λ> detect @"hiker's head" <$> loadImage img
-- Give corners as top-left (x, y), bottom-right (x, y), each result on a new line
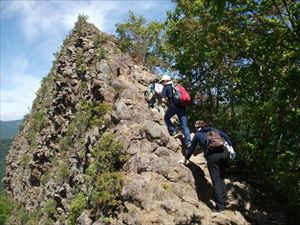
top-left (194, 120), bottom-right (207, 129)
top-left (159, 75), bottom-right (171, 85)
top-left (152, 78), bottom-right (159, 83)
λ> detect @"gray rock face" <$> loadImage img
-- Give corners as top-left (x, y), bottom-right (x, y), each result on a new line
top-left (4, 21), bottom-right (285, 225)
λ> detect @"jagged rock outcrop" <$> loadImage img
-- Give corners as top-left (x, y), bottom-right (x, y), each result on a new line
top-left (4, 20), bottom-right (286, 225)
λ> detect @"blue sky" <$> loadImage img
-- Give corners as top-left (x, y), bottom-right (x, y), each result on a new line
top-left (0, 0), bottom-right (174, 121)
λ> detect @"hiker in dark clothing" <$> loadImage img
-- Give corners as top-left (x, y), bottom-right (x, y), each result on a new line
top-left (179, 120), bottom-right (233, 212)
top-left (160, 75), bottom-right (191, 147)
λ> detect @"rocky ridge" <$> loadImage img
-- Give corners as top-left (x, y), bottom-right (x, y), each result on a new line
top-left (4, 20), bottom-right (285, 225)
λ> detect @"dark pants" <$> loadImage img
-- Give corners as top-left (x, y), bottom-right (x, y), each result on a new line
top-left (206, 149), bottom-right (229, 210)
top-left (164, 106), bottom-right (191, 146)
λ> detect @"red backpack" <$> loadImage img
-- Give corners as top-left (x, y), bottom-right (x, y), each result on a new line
top-left (172, 84), bottom-right (191, 106)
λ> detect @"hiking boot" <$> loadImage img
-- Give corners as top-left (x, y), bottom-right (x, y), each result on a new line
top-left (213, 207), bottom-right (226, 213)
top-left (170, 132), bottom-right (179, 138)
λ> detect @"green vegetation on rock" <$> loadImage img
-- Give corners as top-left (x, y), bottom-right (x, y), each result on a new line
top-left (68, 194), bottom-right (88, 225)
top-left (0, 195), bottom-right (13, 224)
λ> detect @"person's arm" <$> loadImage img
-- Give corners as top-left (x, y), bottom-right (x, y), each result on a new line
top-left (161, 85), bottom-right (169, 106)
top-left (185, 134), bottom-right (198, 160)
top-left (162, 97), bottom-right (168, 105)
top-left (219, 130), bottom-right (232, 146)
top-left (199, 127), bottom-right (213, 133)
top-left (179, 132), bottom-right (200, 164)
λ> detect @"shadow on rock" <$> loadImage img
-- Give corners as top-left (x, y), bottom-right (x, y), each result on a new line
top-left (186, 161), bottom-right (215, 209)
top-left (226, 182), bottom-right (287, 225)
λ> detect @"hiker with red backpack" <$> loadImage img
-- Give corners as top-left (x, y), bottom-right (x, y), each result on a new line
top-left (179, 120), bottom-right (235, 212)
top-left (160, 75), bottom-right (191, 148)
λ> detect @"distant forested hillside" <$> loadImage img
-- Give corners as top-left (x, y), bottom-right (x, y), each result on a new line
top-left (0, 120), bottom-right (22, 193)
top-left (0, 120), bottom-right (22, 139)
top-left (0, 139), bottom-right (12, 193)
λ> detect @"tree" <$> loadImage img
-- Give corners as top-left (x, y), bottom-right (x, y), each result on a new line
top-left (164, 0), bottom-right (300, 221)
top-left (115, 11), bottom-right (166, 72)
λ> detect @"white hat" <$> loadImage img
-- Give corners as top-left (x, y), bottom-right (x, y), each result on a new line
top-left (159, 75), bottom-right (171, 83)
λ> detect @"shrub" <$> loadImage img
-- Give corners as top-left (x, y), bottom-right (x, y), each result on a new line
top-left (86, 133), bottom-right (125, 218)
top-left (75, 14), bottom-right (89, 27)
top-left (90, 172), bottom-right (123, 216)
top-left (20, 154), bottom-right (32, 168)
top-left (76, 48), bottom-right (87, 76)
top-left (40, 170), bottom-right (51, 185)
top-left (0, 195), bottom-right (13, 224)
top-left (25, 108), bottom-right (46, 148)
top-left (68, 194), bottom-right (88, 225)
top-left (44, 199), bottom-right (56, 217)
top-left (58, 162), bottom-right (69, 182)
top-left (59, 101), bottom-right (111, 151)
top-left (4, 205), bottom-right (42, 225)
top-left (93, 33), bottom-right (109, 46)
top-left (91, 132), bottom-right (124, 173)
top-left (95, 47), bottom-right (108, 61)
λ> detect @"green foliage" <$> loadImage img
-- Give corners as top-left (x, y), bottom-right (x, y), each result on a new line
top-left (0, 195), bottom-right (13, 224)
top-left (115, 11), bottom-right (165, 71)
top-left (91, 132), bottom-right (124, 173)
top-left (44, 199), bottom-right (56, 218)
top-left (76, 48), bottom-right (87, 76)
top-left (20, 154), bottom-right (32, 168)
top-left (74, 13), bottom-right (89, 32)
top-left (25, 108), bottom-right (46, 148)
top-left (4, 203), bottom-right (43, 225)
top-left (58, 161), bottom-right (69, 182)
top-left (32, 109), bottom-right (46, 132)
top-left (40, 169), bottom-right (51, 185)
top-left (59, 101), bottom-right (111, 151)
top-left (90, 172), bottom-right (123, 216)
top-left (93, 33), bottom-right (109, 46)
top-left (26, 74), bottom-right (50, 148)
top-left (85, 133), bottom-right (125, 219)
top-left (164, 0), bottom-right (300, 221)
top-left (78, 80), bottom-right (88, 93)
top-left (77, 14), bottom-right (89, 24)
top-left (86, 163), bottom-right (97, 177)
top-left (94, 46), bottom-right (108, 61)
top-left (68, 194), bottom-right (88, 225)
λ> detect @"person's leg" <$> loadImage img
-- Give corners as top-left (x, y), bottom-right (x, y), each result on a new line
top-left (219, 150), bottom-right (229, 204)
top-left (207, 153), bottom-right (226, 211)
top-left (177, 108), bottom-right (191, 146)
top-left (155, 95), bottom-right (165, 116)
top-left (148, 95), bottom-right (156, 108)
top-left (164, 107), bottom-right (177, 135)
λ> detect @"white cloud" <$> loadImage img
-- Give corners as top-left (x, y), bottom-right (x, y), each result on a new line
top-left (2, 1), bottom-right (171, 40)
top-left (0, 73), bottom-right (41, 121)
top-left (0, 53), bottom-right (44, 121)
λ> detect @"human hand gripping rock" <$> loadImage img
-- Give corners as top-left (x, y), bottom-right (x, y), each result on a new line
top-left (178, 158), bottom-right (189, 165)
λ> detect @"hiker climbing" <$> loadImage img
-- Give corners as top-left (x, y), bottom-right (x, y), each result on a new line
top-left (144, 78), bottom-right (164, 115)
top-left (179, 120), bottom-right (235, 212)
top-left (160, 75), bottom-right (191, 147)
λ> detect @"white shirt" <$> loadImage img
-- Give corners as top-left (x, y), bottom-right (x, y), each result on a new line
top-left (154, 83), bottom-right (164, 94)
